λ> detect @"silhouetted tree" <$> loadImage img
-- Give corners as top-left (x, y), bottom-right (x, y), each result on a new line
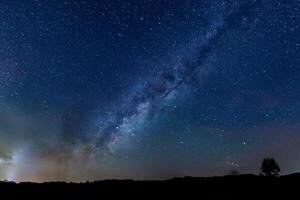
top-left (228, 169), bottom-right (239, 176)
top-left (260, 158), bottom-right (280, 177)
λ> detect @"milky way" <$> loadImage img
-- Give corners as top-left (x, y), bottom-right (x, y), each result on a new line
top-left (90, 0), bottom-right (262, 154)
top-left (0, 0), bottom-right (299, 182)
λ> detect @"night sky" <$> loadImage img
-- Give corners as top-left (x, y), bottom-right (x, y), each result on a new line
top-left (0, 0), bottom-right (299, 182)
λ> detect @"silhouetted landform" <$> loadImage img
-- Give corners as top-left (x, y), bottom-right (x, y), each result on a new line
top-left (1, 174), bottom-right (299, 198)
top-left (285, 172), bottom-right (300, 176)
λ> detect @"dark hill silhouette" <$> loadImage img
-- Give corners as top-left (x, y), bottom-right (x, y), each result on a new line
top-left (284, 172), bottom-right (300, 177)
top-left (0, 174), bottom-right (299, 198)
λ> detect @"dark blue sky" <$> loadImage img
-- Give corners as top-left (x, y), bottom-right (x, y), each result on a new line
top-left (0, 0), bottom-right (299, 182)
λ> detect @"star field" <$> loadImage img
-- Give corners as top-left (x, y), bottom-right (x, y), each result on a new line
top-left (0, 0), bottom-right (299, 182)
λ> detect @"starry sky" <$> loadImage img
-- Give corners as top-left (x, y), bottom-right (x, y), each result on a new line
top-left (0, 0), bottom-right (299, 182)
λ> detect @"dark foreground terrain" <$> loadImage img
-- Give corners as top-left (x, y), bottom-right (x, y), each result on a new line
top-left (1, 175), bottom-right (299, 198)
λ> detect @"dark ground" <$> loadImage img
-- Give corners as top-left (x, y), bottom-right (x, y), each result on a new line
top-left (0, 175), bottom-right (299, 198)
